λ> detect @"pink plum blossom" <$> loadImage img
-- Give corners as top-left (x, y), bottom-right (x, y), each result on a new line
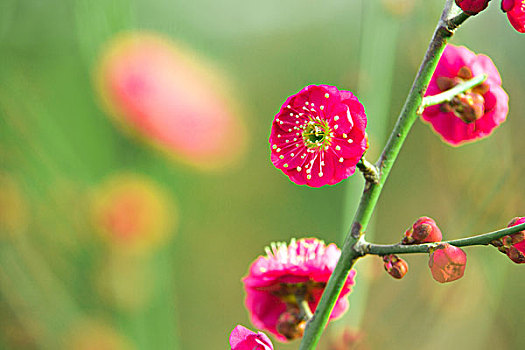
top-left (269, 85), bottom-right (368, 187)
top-left (502, 0), bottom-right (525, 33)
top-left (421, 45), bottom-right (508, 146)
top-left (229, 325), bottom-right (273, 350)
top-left (243, 238), bottom-right (355, 341)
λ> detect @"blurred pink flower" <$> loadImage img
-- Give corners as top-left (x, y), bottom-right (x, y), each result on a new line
top-left (96, 32), bottom-right (246, 170)
top-left (243, 238), bottom-right (355, 341)
top-left (269, 85), bottom-right (368, 187)
top-left (502, 0), bottom-right (525, 33)
top-left (421, 45), bottom-right (508, 146)
top-left (428, 243), bottom-right (467, 283)
top-left (229, 325), bottom-right (273, 350)
top-left (91, 174), bottom-right (176, 254)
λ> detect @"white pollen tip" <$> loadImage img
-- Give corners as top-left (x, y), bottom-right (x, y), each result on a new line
top-left (348, 139), bottom-right (353, 144)
top-left (336, 145), bottom-right (341, 151)
top-left (320, 105), bottom-right (324, 110)
top-left (272, 145), bottom-right (277, 149)
top-left (297, 166), bottom-right (302, 171)
top-left (277, 134), bottom-right (281, 138)
top-left (289, 113), bottom-right (294, 116)
top-left (319, 172), bottom-right (323, 177)
top-left (343, 133), bottom-right (348, 138)
top-left (276, 148), bottom-right (281, 152)
top-left (283, 164), bottom-right (288, 168)
top-left (279, 155), bottom-right (284, 159)
top-left (334, 125), bottom-right (339, 130)
top-left (305, 101), bottom-right (309, 105)
top-left (339, 157), bottom-right (344, 163)
top-left (324, 93), bottom-right (329, 98)
top-left (307, 174), bottom-right (312, 179)
top-left (334, 116), bottom-right (339, 121)
top-left (290, 153), bottom-right (295, 157)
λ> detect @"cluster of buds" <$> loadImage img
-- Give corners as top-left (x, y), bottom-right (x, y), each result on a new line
top-left (491, 217), bottom-right (525, 264)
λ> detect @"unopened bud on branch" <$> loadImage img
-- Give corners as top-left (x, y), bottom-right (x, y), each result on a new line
top-left (383, 254), bottom-right (409, 279)
top-left (429, 244), bottom-right (467, 283)
top-left (403, 217), bottom-right (442, 244)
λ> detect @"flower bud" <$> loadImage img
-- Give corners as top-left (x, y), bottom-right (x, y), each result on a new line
top-left (428, 244), bottom-right (467, 283)
top-left (455, 0), bottom-right (491, 14)
top-left (403, 217), bottom-right (442, 244)
top-left (501, 0), bottom-right (515, 12)
top-left (276, 308), bottom-right (306, 340)
top-left (491, 217), bottom-right (525, 264)
top-left (383, 254), bottom-right (409, 279)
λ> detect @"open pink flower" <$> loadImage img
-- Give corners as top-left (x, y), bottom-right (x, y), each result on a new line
top-left (229, 325), bottom-right (273, 350)
top-left (243, 238), bottom-right (355, 341)
top-left (269, 85), bottom-right (368, 187)
top-left (421, 45), bottom-right (508, 146)
top-left (502, 0), bottom-right (525, 33)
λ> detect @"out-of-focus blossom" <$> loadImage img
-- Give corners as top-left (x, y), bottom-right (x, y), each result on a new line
top-left (501, 0), bottom-right (525, 33)
top-left (491, 217), bottom-right (525, 264)
top-left (403, 217), bottom-right (442, 244)
top-left (421, 45), bottom-right (508, 146)
top-left (229, 325), bottom-right (273, 350)
top-left (96, 32), bottom-right (247, 170)
top-left (382, 254), bottom-right (408, 279)
top-left (91, 174), bottom-right (176, 254)
top-left (328, 327), bottom-right (368, 350)
top-left (243, 238), bottom-right (355, 341)
top-left (428, 243), bottom-right (467, 283)
top-left (269, 85), bottom-right (368, 187)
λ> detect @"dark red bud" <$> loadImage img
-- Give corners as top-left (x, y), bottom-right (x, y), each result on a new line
top-left (383, 255), bottom-right (409, 279)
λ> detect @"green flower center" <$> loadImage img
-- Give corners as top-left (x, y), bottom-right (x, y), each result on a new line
top-left (302, 120), bottom-right (332, 148)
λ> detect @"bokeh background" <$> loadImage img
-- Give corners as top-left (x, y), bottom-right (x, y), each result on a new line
top-left (1, 0), bottom-right (524, 349)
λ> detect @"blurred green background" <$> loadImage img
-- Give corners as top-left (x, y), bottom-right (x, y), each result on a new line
top-left (1, 0), bottom-right (524, 349)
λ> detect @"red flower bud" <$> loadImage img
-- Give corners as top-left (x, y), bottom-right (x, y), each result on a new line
top-left (455, 0), bottom-right (491, 14)
top-left (276, 308), bottom-right (306, 340)
top-left (492, 217), bottom-right (525, 264)
top-left (403, 217), bottom-right (442, 244)
top-left (428, 244), bottom-right (467, 283)
top-left (383, 255), bottom-right (409, 279)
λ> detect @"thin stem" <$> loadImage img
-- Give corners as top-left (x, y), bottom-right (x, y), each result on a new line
top-left (364, 222), bottom-right (525, 255)
top-left (298, 3), bottom-right (470, 349)
top-left (419, 73), bottom-right (487, 112)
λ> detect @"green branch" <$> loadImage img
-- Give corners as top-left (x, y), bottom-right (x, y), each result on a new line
top-left (298, 2), bottom-right (470, 349)
top-left (364, 222), bottom-right (525, 255)
top-left (418, 73), bottom-right (487, 112)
